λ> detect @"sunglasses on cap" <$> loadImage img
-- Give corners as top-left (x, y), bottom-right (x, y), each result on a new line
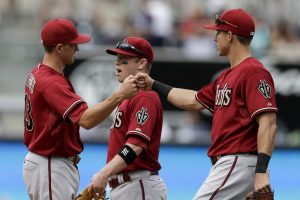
top-left (215, 15), bottom-right (238, 28)
top-left (116, 42), bottom-right (144, 57)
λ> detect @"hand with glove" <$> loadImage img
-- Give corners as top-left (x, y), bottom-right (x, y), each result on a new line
top-left (75, 187), bottom-right (106, 200)
top-left (246, 185), bottom-right (274, 200)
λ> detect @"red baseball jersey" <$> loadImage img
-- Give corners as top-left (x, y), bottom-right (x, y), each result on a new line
top-left (196, 57), bottom-right (278, 157)
top-left (24, 63), bottom-right (88, 157)
top-left (107, 90), bottom-right (163, 172)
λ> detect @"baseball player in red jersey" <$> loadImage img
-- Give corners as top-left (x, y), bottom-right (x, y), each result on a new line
top-left (23, 19), bottom-right (137, 200)
top-left (136, 9), bottom-right (277, 199)
top-left (87, 37), bottom-right (167, 200)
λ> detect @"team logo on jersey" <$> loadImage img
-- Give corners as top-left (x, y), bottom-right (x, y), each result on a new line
top-left (215, 83), bottom-right (232, 107)
top-left (258, 80), bottom-right (271, 99)
top-left (25, 73), bottom-right (36, 94)
top-left (136, 107), bottom-right (149, 125)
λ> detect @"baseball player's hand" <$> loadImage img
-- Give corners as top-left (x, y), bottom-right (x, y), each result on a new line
top-left (116, 75), bottom-right (138, 100)
top-left (135, 73), bottom-right (154, 91)
top-left (246, 173), bottom-right (274, 199)
top-left (88, 171), bottom-right (108, 200)
top-left (75, 187), bottom-right (92, 200)
top-left (75, 186), bottom-right (106, 200)
top-left (254, 173), bottom-right (271, 192)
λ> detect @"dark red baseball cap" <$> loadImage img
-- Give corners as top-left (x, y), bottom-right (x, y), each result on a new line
top-left (203, 8), bottom-right (255, 38)
top-left (41, 18), bottom-right (91, 46)
top-left (106, 37), bottom-right (154, 63)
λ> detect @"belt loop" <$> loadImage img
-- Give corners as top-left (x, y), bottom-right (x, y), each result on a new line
top-left (118, 174), bottom-right (124, 184)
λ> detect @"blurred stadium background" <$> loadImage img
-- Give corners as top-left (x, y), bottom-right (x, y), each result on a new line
top-left (0, 0), bottom-right (300, 199)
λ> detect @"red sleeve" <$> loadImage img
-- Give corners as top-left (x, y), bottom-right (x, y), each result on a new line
top-left (44, 80), bottom-right (86, 119)
top-left (243, 71), bottom-right (278, 118)
top-left (68, 103), bottom-right (88, 124)
top-left (126, 95), bottom-right (160, 149)
top-left (196, 82), bottom-right (215, 113)
top-left (127, 136), bottom-right (148, 149)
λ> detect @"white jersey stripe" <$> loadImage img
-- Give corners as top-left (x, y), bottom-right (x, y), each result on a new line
top-left (195, 95), bottom-right (214, 113)
top-left (251, 107), bottom-right (278, 118)
top-left (63, 99), bottom-right (84, 119)
top-left (127, 130), bottom-right (150, 142)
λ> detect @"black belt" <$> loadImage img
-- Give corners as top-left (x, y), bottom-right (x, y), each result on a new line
top-left (68, 155), bottom-right (81, 165)
top-left (210, 153), bottom-right (257, 165)
top-left (210, 155), bottom-right (223, 165)
top-left (108, 171), bottom-right (158, 189)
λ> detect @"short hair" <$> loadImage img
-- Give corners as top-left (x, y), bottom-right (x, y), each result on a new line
top-left (236, 35), bottom-right (253, 46)
top-left (43, 45), bottom-right (55, 53)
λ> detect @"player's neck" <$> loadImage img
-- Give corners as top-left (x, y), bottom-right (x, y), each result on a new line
top-left (228, 44), bottom-right (252, 69)
top-left (42, 53), bottom-right (65, 74)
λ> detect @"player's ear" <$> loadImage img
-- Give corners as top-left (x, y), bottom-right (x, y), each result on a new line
top-left (55, 44), bottom-right (63, 53)
top-left (137, 58), bottom-right (147, 70)
top-left (227, 31), bottom-right (234, 42)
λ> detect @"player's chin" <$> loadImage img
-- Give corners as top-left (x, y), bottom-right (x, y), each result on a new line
top-left (217, 50), bottom-right (226, 56)
top-left (116, 76), bottom-right (123, 83)
top-left (65, 58), bottom-right (75, 65)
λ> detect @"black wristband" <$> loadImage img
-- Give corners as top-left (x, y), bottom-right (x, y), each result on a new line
top-left (152, 80), bottom-right (173, 98)
top-left (118, 145), bottom-right (137, 165)
top-left (255, 153), bottom-right (271, 173)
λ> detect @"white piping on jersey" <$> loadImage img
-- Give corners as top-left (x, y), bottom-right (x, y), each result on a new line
top-left (251, 107), bottom-right (278, 118)
top-left (127, 130), bottom-right (150, 142)
top-left (195, 95), bottom-right (214, 113)
top-left (63, 99), bottom-right (84, 119)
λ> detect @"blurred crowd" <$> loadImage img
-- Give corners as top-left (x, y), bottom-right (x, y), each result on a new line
top-left (0, 0), bottom-right (300, 62)
top-left (1, 0), bottom-right (300, 146)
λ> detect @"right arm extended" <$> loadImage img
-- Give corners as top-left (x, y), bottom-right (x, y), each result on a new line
top-left (136, 73), bottom-right (205, 111)
top-left (167, 87), bottom-right (204, 111)
top-left (78, 75), bottom-right (137, 129)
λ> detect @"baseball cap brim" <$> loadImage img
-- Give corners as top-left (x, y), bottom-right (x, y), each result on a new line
top-left (203, 24), bottom-right (233, 32)
top-left (203, 24), bottom-right (238, 34)
top-left (202, 24), bottom-right (219, 30)
top-left (106, 48), bottom-right (140, 57)
top-left (69, 34), bottom-right (91, 44)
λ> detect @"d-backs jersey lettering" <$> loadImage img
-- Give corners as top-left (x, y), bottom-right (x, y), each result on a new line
top-left (108, 90), bottom-right (163, 172)
top-left (196, 57), bottom-right (278, 156)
